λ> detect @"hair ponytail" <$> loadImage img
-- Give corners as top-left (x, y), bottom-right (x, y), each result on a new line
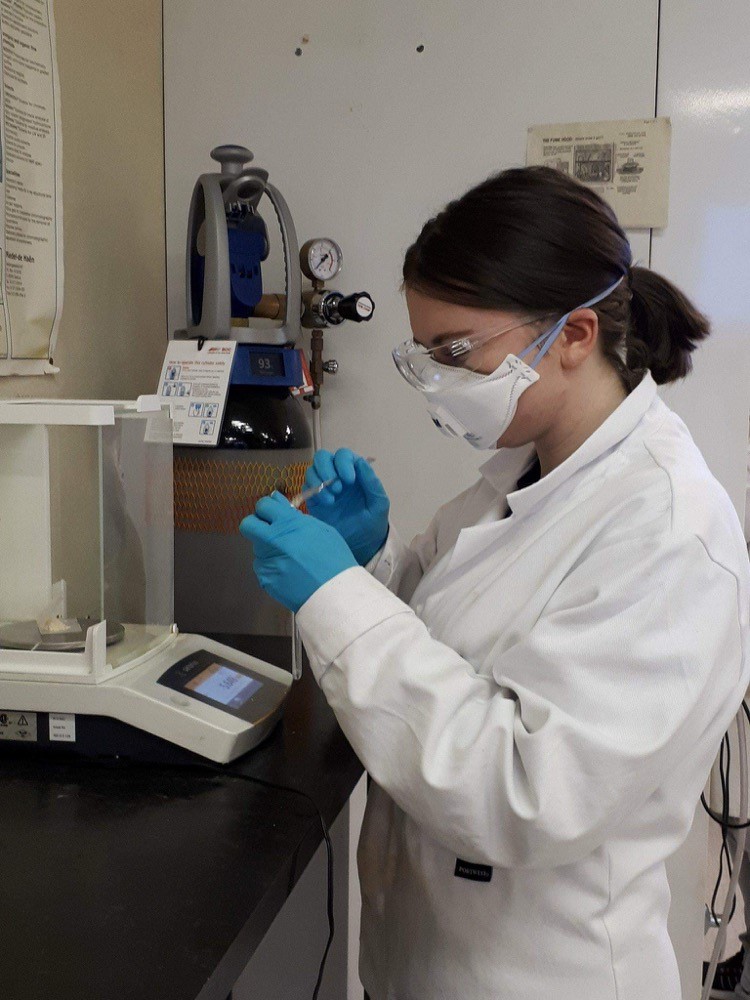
top-left (627, 266), bottom-right (710, 385)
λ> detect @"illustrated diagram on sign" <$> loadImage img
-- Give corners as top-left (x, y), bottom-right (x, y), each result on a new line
top-left (204, 403), bottom-right (219, 419)
top-left (189, 402), bottom-right (204, 417)
top-left (176, 383), bottom-right (192, 397)
top-left (617, 158), bottom-right (644, 176)
top-left (166, 364), bottom-right (181, 381)
top-left (200, 419), bottom-right (216, 436)
top-left (574, 143), bottom-right (614, 184)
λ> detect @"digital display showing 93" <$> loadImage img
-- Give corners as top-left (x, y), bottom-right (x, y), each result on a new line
top-left (249, 353), bottom-right (285, 378)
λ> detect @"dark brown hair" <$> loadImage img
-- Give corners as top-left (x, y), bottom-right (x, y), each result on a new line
top-left (403, 166), bottom-right (709, 389)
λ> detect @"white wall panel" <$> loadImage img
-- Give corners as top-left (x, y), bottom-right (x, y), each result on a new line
top-left (654, 2), bottom-right (750, 994)
top-left (654, 0), bottom-right (750, 518)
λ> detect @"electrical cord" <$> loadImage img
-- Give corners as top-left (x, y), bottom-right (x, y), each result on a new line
top-left (702, 728), bottom-right (738, 938)
top-left (706, 737), bottom-right (731, 926)
top-left (702, 702), bottom-right (750, 828)
top-left (200, 764), bottom-right (335, 1000)
top-left (703, 728), bottom-right (742, 929)
top-left (701, 703), bottom-right (748, 1000)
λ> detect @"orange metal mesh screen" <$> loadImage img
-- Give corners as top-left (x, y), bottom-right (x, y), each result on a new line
top-left (174, 454), bottom-right (309, 534)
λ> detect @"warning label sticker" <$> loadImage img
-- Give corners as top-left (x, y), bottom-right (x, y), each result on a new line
top-left (0, 710), bottom-right (38, 742)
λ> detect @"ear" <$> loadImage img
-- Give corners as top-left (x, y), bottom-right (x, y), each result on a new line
top-left (557, 308), bottom-right (599, 370)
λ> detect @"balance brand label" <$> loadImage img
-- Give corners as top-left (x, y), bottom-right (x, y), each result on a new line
top-left (0, 711), bottom-right (38, 742)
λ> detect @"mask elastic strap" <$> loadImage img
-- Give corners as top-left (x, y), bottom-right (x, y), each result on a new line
top-left (520, 275), bottom-right (626, 370)
top-left (518, 324), bottom-right (559, 362)
top-left (519, 316), bottom-right (567, 366)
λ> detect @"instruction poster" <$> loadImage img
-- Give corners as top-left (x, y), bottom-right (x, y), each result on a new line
top-left (526, 117), bottom-right (671, 229)
top-left (157, 339), bottom-right (236, 446)
top-left (0, 0), bottom-right (63, 376)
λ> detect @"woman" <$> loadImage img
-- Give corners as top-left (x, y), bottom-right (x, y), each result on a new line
top-left (241, 166), bottom-right (750, 1000)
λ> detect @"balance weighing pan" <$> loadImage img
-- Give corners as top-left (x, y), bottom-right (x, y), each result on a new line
top-left (0, 618), bottom-right (125, 652)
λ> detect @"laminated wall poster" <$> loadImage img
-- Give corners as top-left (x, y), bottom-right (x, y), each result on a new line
top-left (527, 117), bottom-right (671, 229)
top-left (0, 0), bottom-right (62, 375)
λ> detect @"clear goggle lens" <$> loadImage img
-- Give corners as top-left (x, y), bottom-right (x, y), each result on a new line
top-left (392, 342), bottom-right (470, 391)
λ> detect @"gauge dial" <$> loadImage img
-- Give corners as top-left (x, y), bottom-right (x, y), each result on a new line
top-left (300, 238), bottom-right (343, 281)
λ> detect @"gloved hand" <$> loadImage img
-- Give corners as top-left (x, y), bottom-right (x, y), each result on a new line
top-left (304, 448), bottom-right (389, 565)
top-left (240, 492), bottom-right (357, 613)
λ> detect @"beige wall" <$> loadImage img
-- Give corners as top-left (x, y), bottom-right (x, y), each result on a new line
top-left (0, 0), bottom-right (166, 401)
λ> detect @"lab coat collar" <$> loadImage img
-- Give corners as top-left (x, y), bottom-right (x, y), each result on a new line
top-left (479, 372), bottom-right (658, 516)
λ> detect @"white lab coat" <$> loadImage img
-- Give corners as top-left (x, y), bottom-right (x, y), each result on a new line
top-left (296, 373), bottom-right (750, 1000)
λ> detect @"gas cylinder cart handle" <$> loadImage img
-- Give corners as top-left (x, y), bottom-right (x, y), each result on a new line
top-left (265, 182), bottom-right (302, 345)
top-left (210, 143), bottom-right (254, 176)
top-left (222, 170), bottom-right (269, 215)
top-left (185, 173), bottom-right (231, 339)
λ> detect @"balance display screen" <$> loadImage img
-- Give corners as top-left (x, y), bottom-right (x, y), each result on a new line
top-left (186, 663), bottom-right (262, 709)
top-left (249, 353), bottom-right (285, 378)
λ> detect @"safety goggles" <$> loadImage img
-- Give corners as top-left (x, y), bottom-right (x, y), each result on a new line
top-left (392, 314), bottom-right (556, 393)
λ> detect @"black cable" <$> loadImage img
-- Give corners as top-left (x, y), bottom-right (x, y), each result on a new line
top-left (704, 735), bottom-right (729, 924)
top-left (701, 703), bottom-right (750, 932)
top-left (711, 828), bottom-right (725, 926)
top-left (723, 729), bottom-right (738, 924)
top-left (200, 764), bottom-right (335, 1000)
top-left (709, 737), bottom-right (729, 925)
top-left (723, 732), bottom-right (731, 835)
top-left (701, 798), bottom-right (750, 829)
top-left (725, 838), bottom-right (738, 925)
top-left (702, 703), bottom-right (750, 828)
top-left (720, 732), bottom-right (735, 922)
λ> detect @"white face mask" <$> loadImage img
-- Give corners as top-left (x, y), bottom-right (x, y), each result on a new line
top-left (425, 353), bottom-right (540, 449)
top-left (421, 277), bottom-right (624, 450)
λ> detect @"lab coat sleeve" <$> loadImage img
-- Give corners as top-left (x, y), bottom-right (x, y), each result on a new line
top-left (296, 532), bottom-right (748, 869)
top-left (364, 523), bottom-right (433, 601)
top-left (366, 483), bottom-right (482, 601)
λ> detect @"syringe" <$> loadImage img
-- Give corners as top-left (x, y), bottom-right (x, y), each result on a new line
top-left (289, 456), bottom-right (376, 509)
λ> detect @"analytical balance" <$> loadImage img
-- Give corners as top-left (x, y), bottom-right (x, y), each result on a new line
top-left (0, 397), bottom-right (291, 763)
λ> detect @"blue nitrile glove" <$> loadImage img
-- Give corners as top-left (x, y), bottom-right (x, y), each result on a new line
top-left (239, 491), bottom-right (357, 613)
top-left (304, 448), bottom-right (389, 565)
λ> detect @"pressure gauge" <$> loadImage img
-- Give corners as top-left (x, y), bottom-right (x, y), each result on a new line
top-left (300, 238), bottom-right (343, 282)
